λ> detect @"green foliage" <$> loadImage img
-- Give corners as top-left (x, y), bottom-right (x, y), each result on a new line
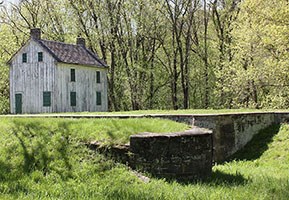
top-left (0, 24), bottom-right (18, 114)
top-left (0, 0), bottom-right (288, 111)
top-left (0, 63), bottom-right (9, 114)
top-left (220, 0), bottom-right (289, 109)
top-left (0, 119), bottom-right (289, 199)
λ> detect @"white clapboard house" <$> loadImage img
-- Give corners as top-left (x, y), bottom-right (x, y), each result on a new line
top-left (8, 28), bottom-right (108, 114)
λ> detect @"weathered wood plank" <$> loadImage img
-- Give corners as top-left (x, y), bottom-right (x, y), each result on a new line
top-left (10, 39), bottom-right (108, 114)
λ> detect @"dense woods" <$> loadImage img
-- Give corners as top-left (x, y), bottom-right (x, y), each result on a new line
top-left (0, 0), bottom-right (288, 113)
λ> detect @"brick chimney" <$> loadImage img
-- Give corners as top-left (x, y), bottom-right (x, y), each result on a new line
top-left (76, 37), bottom-right (86, 47)
top-left (30, 28), bottom-right (41, 40)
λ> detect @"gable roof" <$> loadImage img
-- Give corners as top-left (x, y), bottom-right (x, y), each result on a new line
top-left (7, 38), bottom-right (107, 68)
top-left (38, 39), bottom-right (107, 67)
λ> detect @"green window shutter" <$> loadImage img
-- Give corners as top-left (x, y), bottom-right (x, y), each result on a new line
top-left (96, 71), bottom-right (101, 83)
top-left (43, 92), bottom-right (51, 107)
top-left (96, 91), bottom-right (101, 106)
top-left (22, 53), bottom-right (27, 63)
top-left (38, 52), bottom-right (43, 62)
top-left (71, 69), bottom-right (75, 82)
top-left (70, 92), bottom-right (76, 106)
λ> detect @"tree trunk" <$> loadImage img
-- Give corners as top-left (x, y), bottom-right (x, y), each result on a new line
top-left (204, 0), bottom-right (210, 108)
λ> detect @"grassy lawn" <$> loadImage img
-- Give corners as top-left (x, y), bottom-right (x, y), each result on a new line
top-left (0, 118), bottom-right (288, 199)
top-left (0, 118), bottom-right (189, 145)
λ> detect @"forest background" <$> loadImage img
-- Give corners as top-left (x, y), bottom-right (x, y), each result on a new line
top-left (0, 0), bottom-right (288, 114)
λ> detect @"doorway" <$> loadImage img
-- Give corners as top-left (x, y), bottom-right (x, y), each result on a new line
top-left (15, 93), bottom-right (22, 114)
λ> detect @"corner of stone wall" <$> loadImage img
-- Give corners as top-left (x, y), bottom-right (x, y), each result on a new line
top-left (129, 127), bottom-right (213, 181)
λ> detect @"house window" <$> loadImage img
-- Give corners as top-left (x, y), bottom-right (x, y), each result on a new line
top-left (71, 69), bottom-right (75, 82)
top-left (38, 52), bottom-right (43, 62)
top-left (70, 92), bottom-right (76, 106)
top-left (22, 53), bottom-right (27, 63)
top-left (96, 71), bottom-right (101, 83)
top-left (96, 91), bottom-right (101, 106)
top-left (43, 91), bottom-right (51, 107)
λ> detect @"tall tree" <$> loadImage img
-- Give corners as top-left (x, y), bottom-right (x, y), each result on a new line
top-left (161, 0), bottom-right (202, 109)
top-left (227, 0), bottom-right (289, 108)
top-left (211, 0), bottom-right (241, 107)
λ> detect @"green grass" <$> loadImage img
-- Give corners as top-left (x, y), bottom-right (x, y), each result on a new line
top-left (0, 118), bottom-right (189, 145)
top-left (0, 118), bottom-right (289, 199)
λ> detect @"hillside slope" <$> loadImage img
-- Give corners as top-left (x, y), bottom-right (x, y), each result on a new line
top-left (0, 118), bottom-right (288, 199)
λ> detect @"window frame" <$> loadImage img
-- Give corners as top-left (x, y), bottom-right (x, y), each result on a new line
top-left (43, 91), bottom-right (51, 107)
top-left (38, 52), bottom-right (43, 62)
top-left (96, 71), bottom-right (101, 83)
top-left (70, 92), bottom-right (76, 106)
top-left (22, 53), bottom-right (27, 63)
top-left (96, 91), bottom-right (102, 106)
top-left (71, 69), bottom-right (75, 82)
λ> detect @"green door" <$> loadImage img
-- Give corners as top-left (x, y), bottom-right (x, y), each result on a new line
top-left (15, 94), bottom-right (22, 114)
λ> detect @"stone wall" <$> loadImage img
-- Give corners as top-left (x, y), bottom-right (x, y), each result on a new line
top-left (276, 112), bottom-right (289, 123)
top-left (89, 127), bottom-right (213, 181)
top-left (129, 128), bottom-right (213, 181)
top-left (10, 111), bottom-right (289, 165)
top-left (156, 112), bottom-right (289, 162)
top-left (69, 112), bottom-right (289, 181)
top-left (152, 113), bottom-right (278, 162)
top-left (191, 113), bottom-right (276, 162)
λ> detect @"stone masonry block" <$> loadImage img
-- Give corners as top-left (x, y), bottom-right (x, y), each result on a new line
top-left (129, 127), bottom-right (213, 181)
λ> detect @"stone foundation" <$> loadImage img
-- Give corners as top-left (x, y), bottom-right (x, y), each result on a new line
top-left (151, 113), bottom-right (281, 162)
top-left (12, 111), bottom-right (289, 178)
top-left (191, 113), bottom-right (277, 162)
top-left (129, 128), bottom-right (213, 181)
top-left (89, 128), bottom-right (213, 181)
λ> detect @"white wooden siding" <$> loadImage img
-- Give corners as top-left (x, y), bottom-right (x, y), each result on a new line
top-left (10, 40), bottom-right (55, 114)
top-left (10, 39), bottom-right (108, 114)
top-left (55, 63), bottom-right (108, 112)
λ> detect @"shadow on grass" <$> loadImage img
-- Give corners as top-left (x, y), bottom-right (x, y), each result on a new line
top-left (7, 119), bottom-right (73, 179)
top-left (106, 130), bottom-right (117, 141)
top-left (228, 124), bottom-right (281, 161)
top-left (167, 124), bottom-right (281, 185)
top-left (171, 169), bottom-right (248, 186)
top-left (0, 160), bottom-right (14, 181)
top-left (206, 169), bottom-right (248, 186)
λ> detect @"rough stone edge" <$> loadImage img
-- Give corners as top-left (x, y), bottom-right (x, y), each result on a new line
top-left (131, 128), bottom-right (212, 138)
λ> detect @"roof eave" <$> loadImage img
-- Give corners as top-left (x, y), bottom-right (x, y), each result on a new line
top-left (56, 61), bottom-right (109, 68)
top-left (84, 48), bottom-right (108, 67)
top-left (6, 38), bottom-right (31, 66)
top-left (37, 40), bottom-right (62, 62)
